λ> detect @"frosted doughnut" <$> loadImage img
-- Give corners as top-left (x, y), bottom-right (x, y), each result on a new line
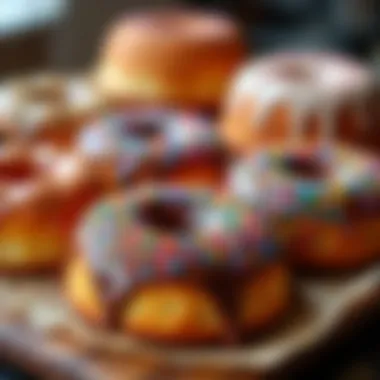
top-left (0, 142), bottom-right (106, 274)
top-left (229, 145), bottom-right (380, 270)
top-left (221, 52), bottom-right (376, 155)
top-left (0, 73), bottom-right (101, 147)
top-left (65, 186), bottom-right (291, 344)
top-left (78, 109), bottom-right (225, 187)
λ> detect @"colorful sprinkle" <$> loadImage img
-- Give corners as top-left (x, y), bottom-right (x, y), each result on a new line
top-left (78, 185), bottom-right (281, 296)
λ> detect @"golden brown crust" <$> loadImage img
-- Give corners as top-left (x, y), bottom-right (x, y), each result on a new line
top-left (65, 256), bottom-right (104, 323)
top-left (122, 283), bottom-right (227, 344)
top-left (29, 117), bottom-right (89, 149)
top-left (0, 147), bottom-right (106, 275)
top-left (238, 264), bottom-right (291, 332)
top-left (96, 10), bottom-right (246, 107)
top-left (65, 257), bottom-right (291, 345)
top-left (0, 209), bottom-right (66, 274)
top-left (287, 218), bottom-right (380, 271)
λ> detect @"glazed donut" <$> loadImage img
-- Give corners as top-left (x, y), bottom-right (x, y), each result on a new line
top-left (221, 52), bottom-right (376, 155)
top-left (77, 109), bottom-right (226, 188)
top-left (0, 143), bottom-right (107, 274)
top-left (65, 186), bottom-right (291, 345)
top-left (229, 145), bottom-right (380, 270)
top-left (0, 73), bottom-right (101, 148)
top-left (96, 9), bottom-right (246, 109)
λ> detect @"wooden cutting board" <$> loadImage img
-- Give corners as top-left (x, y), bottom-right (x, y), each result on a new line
top-left (0, 265), bottom-right (379, 380)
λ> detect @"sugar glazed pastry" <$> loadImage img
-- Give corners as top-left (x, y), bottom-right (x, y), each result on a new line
top-left (221, 52), bottom-right (376, 156)
top-left (229, 145), bottom-right (380, 270)
top-left (0, 73), bottom-right (101, 148)
top-left (96, 9), bottom-right (246, 109)
top-left (0, 142), bottom-right (107, 274)
top-left (77, 109), bottom-right (226, 188)
top-left (66, 186), bottom-right (291, 345)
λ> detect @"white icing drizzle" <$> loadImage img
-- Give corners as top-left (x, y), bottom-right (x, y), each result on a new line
top-left (227, 159), bottom-right (261, 205)
top-left (0, 74), bottom-right (99, 126)
top-left (227, 52), bottom-right (374, 139)
top-left (66, 76), bottom-right (100, 113)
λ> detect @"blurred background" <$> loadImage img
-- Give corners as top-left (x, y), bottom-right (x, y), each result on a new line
top-left (0, 1), bottom-right (379, 379)
top-left (0, 0), bottom-right (379, 76)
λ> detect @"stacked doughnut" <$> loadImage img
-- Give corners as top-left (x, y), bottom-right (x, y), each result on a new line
top-left (64, 9), bottom-right (294, 345)
top-left (0, 71), bottom-right (107, 273)
top-left (226, 52), bottom-right (380, 270)
top-left (0, 9), bottom-right (246, 282)
top-left (2, 8), bottom-right (379, 348)
top-left (65, 17), bottom-right (379, 345)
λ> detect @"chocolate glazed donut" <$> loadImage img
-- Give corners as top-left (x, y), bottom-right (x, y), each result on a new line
top-left (65, 186), bottom-right (292, 345)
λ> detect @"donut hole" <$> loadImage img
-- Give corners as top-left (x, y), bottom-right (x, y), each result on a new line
top-left (124, 120), bottom-right (162, 142)
top-left (138, 199), bottom-right (191, 233)
top-left (281, 153), bottom-right (325, 179)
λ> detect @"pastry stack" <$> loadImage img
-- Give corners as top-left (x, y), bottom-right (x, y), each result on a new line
top-left (0, 8), bottom-right (379, 346)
